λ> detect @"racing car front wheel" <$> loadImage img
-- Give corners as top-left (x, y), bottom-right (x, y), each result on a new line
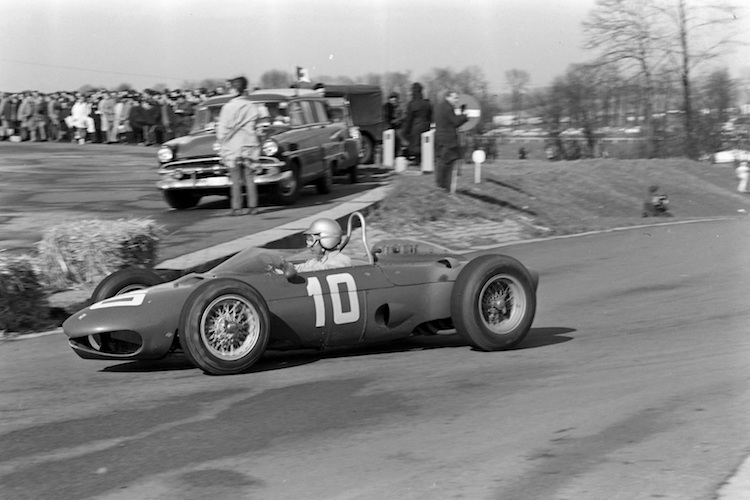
top-left (451, 255), bottom-right (537, 351)
top-left (91, 267), bottom-right (165, 302)
top-left (179, 278), bottom-right (271, 375)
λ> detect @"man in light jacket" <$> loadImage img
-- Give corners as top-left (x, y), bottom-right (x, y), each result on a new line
top-left (216, 76), bottom-right (262, 216)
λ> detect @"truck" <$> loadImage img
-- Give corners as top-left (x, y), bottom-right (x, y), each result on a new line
top-left (322, 85), bottom-right (384, 164)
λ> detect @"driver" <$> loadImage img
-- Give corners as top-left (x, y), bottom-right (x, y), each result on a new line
top-left (294, 218), bottom-right (352, 272)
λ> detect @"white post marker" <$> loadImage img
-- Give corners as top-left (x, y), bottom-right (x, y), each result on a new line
top-left (420, 129), bottom-right (435, 173)
top-left (382, 129), bottom-right (395, 167)
top-left (472, 149), bottom-right (486, 183)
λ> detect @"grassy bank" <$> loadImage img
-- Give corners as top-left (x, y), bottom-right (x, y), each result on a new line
top-left (369, 158), bottom-right (750, 238)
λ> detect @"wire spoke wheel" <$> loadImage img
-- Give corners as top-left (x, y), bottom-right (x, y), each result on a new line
top-left (451, 255), bottom-right (537, 351)
top-left (478, 274), bottom-right (526, 335)
top-left (180, 279), bottom-right (271, 375)
top-left (200, 294), bottom-right (261, 360)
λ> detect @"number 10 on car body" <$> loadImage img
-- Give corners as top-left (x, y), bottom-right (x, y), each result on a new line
top-left (306, 273), bottom-right (361, 327)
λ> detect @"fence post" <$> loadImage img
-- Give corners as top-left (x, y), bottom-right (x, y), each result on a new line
top-left (382, 129), bottom-right (395, 167)
top-left (420, 129), bottom-right (434, 173)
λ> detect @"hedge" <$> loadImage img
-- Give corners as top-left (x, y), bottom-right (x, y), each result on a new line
top-left (1, 218), bottom-right (164, 335)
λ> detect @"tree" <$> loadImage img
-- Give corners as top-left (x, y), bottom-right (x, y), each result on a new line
top-left (583, 0), bottom-right (670, 157)
top-left (659, 0), bottom-right (742, 158)
top-left (584, 0), bottom-right (743, 158)
top-left (259, 70), bottom-right (292, 89)
top-left (505, 69), bottom-right (530, 128)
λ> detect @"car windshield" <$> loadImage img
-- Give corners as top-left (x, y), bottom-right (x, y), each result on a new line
top-left (190, 105), bottom-right (223, 134)
top-left (190, 101), bottom-right (290, 134)
top-left (211, 247), bottom-right (308, 274)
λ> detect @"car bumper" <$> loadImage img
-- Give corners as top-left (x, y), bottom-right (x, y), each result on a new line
top-left (156, 157), bottom-right (289, 190)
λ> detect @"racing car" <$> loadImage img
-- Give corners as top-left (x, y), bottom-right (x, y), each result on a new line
top-left (63, 213), bottom-right (540, 375)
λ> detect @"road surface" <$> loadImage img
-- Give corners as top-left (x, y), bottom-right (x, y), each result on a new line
top-left (1, 218), bottom-right (749, 499)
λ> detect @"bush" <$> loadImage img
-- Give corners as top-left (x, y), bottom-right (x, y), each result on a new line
top-left (0, 254), bottom-right (50, 334)
top-left (35, 218), bottom-right (166, 291)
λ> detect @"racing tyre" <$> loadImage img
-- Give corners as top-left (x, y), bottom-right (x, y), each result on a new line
top-left (316, 162), bottom-right (334, 194)
top-left (163, 190), bottom-right (201, 210)
top-left (179, 278), bottom-right (271, 375)
top-left (91, 267), bottom-right (165, 302)
top-left (451, 255), bottom-right (536, 351)
top-left (274, 164), bottom-right (301, 205)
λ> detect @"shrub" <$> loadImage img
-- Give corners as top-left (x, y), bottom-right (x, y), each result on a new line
top-left (35, 218), bottom-right (166, 291)
top-left (0, 254), bottom-right (50, 334)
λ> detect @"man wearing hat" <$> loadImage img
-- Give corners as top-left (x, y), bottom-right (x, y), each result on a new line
top-left (216, 76), bottom-right (262, 216)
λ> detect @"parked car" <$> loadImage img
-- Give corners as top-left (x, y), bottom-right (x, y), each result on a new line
top-left (156, 89), bottom-right (356, 209)
top-left (710, 149), bottom-right (750, 164)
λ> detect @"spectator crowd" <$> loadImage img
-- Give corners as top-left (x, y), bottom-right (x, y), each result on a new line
top-left (0, 88), bottom-right (227, 146)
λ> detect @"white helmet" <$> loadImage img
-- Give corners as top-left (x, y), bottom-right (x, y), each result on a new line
top-left (304, 218), bottom-right (343, 250)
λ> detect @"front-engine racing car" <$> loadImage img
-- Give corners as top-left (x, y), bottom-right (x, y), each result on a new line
top-left (63, 213), bottom-right (540, 375)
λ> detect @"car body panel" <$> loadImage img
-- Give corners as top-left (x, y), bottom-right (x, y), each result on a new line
top-left (63, 241), bottom-right (539, 365)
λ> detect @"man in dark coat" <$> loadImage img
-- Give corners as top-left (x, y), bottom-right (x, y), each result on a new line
top-left (434, 90), bottom-right (468, 191)
top-left (403, 82), bottom-right (432, 164)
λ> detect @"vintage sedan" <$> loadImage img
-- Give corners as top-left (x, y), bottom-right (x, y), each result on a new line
top-left (63, 213), bottom-right (540, 375)
top-left (156, 89), bottom-right (358, 209)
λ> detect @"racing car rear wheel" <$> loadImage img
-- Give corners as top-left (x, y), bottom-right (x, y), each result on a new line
top-left (91, 267), bottom-right (165, 302)
top-left (179, 278), bottom-right (270, 375)
top-left (451, 255), bottom-right (536, 351)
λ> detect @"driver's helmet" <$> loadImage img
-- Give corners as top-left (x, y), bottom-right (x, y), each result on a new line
top-left (304, 218), bottom-right (342, 251)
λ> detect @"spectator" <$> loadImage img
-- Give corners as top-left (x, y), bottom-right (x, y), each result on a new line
top-left (216, 76), bottom-right (261, 216)
top-left (58, 95), bottom-right (72, 142)
top-left (642, 185), bottom-right (671, 217)
top-left (403, 82), bottom-right (432, 165)
top-left (383, 92), bottom-right (405, 155)
top-left (70, 94), bottom-right (91, 144)
top-left (47, 93), bottom-right (63, 141)
top-left (98, 91), bottom-right (117, 143)
top-left (121, 94), bottom-right (136, 143)
top-left (0, 92), bottom-right (10, 140)
top-left (434, 90), bottom-right (468, 191)
top-left (17, 92), bottom-right (34, 141)
top-left (128, 98), bottom-right (145, 144)
top-left (31, 92), bottom-right (48, 141)
top-left (141, 99), bottom-right (161, 146)
top-left (158, 94), bottom-right (176, 142)
top-left (173, 93), bottom-right (194, 137)
top-left (736, 160), bottom-right (749, 194)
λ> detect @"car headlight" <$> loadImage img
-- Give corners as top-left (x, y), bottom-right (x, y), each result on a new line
top-left (262, 139), bottom-right (279, 156)
top-left (349, 126), bottom-right (361, 141)
top-left (157, 146), bottom-right (174, 162)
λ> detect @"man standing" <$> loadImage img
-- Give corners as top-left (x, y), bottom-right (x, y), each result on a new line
top-left (216, 76), bottom-right (261, 216)
top-left (404, 82), bottom-right (432, 165)
top-left (98, 91), bottom-right (117, 143)
top-left (434, 90), bottom-right (468, 191)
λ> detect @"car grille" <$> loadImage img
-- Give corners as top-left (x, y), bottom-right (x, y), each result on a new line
top-left (71, 330), bottom-right (143, 355)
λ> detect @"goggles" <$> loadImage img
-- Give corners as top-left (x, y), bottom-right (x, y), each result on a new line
top-left (305, 234), bottom-right (320, 246)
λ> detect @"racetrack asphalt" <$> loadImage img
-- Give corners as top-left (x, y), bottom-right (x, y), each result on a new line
top-left (5, 166), bottom-right (750, 499)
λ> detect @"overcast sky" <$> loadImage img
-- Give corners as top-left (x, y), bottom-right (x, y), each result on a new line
top-left (2, 0), bottom-right (748, 94)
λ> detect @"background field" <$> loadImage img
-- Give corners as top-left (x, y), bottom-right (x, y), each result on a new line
top-left (369, 158), bottom-right (750, 239)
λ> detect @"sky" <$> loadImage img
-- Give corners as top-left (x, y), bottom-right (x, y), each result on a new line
top-left (2, 0), bottom-right (749, 95)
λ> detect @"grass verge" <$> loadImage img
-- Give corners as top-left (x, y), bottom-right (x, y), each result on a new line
top-left (368, 158), bottom-right (750, 238)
